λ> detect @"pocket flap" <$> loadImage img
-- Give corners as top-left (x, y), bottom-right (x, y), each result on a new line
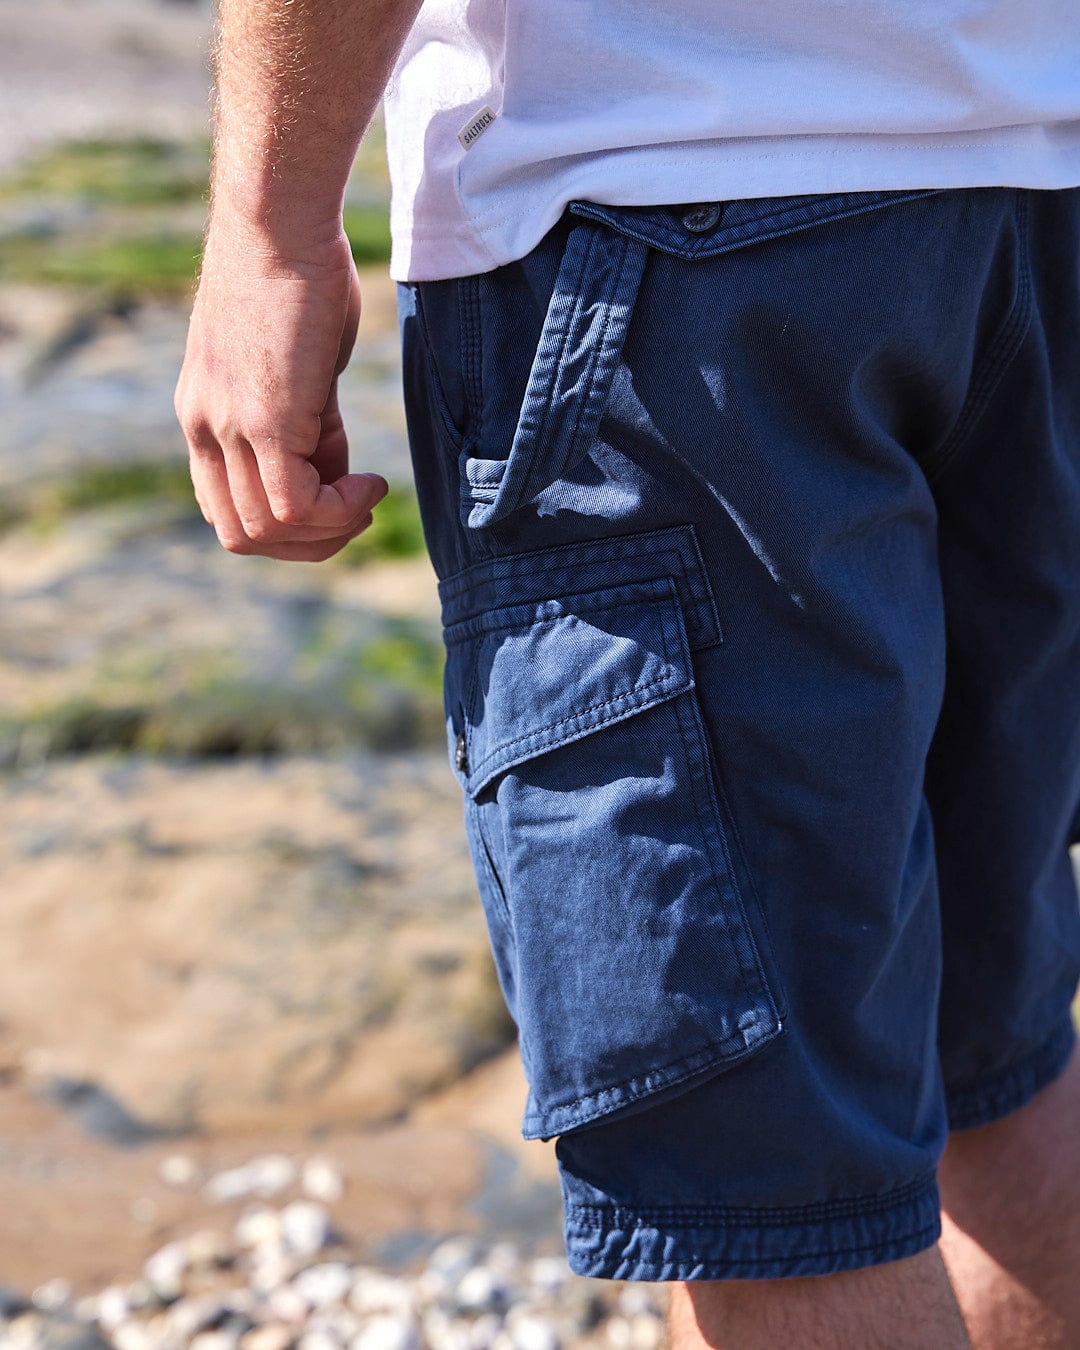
top-left (445, 576), bottom-right (692, 797)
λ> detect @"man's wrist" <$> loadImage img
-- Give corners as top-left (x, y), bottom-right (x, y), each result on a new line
top-left (203, 188), bottom-right (350, 273)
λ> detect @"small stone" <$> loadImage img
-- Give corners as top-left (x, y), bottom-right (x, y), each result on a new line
top-left (293, 1264), bottom-right (353, 1310)
top-left (279, 1200), bottom-right (331, 1258)
top-left (235, 1206), bottom-right (283, 1250)
top-left (11, 1312), bottom-right (112, 1350)
top-left (189, 1332), bottom-right (240, 1350)
top-left (249, 1250), bottom-right (296, 1298)
top-left (0, 1283), bottom-right (31, 1318)
top-left (505, 1316), bottom-right (559, 1350)
top-left (466, 1312), bottom-right (502, 1349)
top-left (352, 1315), bottom-right (420, 1350)
top-left (605, 1317), bottom-right (632, 1350)
top-left (124, 1281), bottom-right (157, 1313)
top-left (185, 1229), bottom-right (233, 1271)
top-left (158, 1153), bottom-right (200, 1188)
top-left (426, 1238), bottom-right (478, 1281)
top-left (93, 1286), bottom-right (130, 1332)
top-left (248, 1154), bottom-right (297, 1198)
top-left (32, 1278), bottom-right (73, 1313)
top-left (348, 1271), bottom-right (413, 1318)
top-left (455, 1267), bottom-right (505, 1314)
top-left (294, 1332), bottom-right (339, 1350)
top-left (112, 1324), bottom-right (157, 1350)
top-left (300, 1157), bottom-right (344, 1203)
top-left (164, 1295), bottom-right (232, 1341)
top-left (266, 1285), bottom-right (310, 1325)
top-left (205, 1165), bottom-right (256, 1204)
top-left (627, 1314), bottom-right (663, 1350)
top-left (239, 1326), bottom-right (294, 1350)
top-left (526, 1258), bottom-right (568, 1297)
top-left (143, 1241), bottom-right (188, 1301)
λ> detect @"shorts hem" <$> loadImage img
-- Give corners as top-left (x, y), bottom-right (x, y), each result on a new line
top-left (945, 1015), bottom-right (1076, 1132)
top-left (564, 1173), bottom-right (941, 1281)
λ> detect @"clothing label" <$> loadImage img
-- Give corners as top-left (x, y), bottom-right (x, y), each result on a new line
top-left (457, 105), bottom-right (496, 150)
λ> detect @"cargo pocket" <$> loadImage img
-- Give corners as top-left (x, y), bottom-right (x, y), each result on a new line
top-left (441, 526), bottom-right (784, 1141)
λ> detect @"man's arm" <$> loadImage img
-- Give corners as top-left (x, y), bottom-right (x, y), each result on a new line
top-left (175, 0), bottom-right (423, 561)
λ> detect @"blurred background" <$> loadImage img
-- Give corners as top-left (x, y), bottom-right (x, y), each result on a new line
top-left (0, 2), bottom-right (672, 1346)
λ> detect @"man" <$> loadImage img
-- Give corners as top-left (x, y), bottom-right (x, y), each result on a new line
top-left (175, 1), bottom-right (1080, 1345)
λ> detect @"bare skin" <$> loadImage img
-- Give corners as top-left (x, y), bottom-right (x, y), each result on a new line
top-left (175, 0), bottom-right (423, 563)
top-left (938, 1046), bottom-right (1080, 1349)
top-left (668, 1246), bottom-right (971, 1350)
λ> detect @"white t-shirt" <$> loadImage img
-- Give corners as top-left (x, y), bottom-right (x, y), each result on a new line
top-left (383, 0), bottom-right (1080, 281)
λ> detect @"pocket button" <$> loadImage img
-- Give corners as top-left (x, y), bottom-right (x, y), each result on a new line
top-left (455, 733), bottom-right (470, 774)
top-left (682, 203), bottom-right (722, 233)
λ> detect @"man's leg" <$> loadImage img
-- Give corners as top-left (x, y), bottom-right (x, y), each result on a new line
top-left (668, 1247), bottom-right (970, 1349)
top-left (938, 1047), bottom-right (1080, 1350)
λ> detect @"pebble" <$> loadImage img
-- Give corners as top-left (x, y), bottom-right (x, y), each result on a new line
top-left (32, 1277), bottom-right (73, 1312)
top-left (235, 1206), bottom-right (284, 1250)
top-left (0, 1149), bottom-right (670, 1350)
top-left (280, 1201), bottom-right (332, 1258)
top-left (239, 1326), bottom-right (294, 1350)
top-left (301, 1157), bottom-right (345, 1203)
top-left (353, 1315), bottom-right (420, 1350)
top-left (293, 1263), bottom-right (354, 1309)
top-left (248, 1154), bottom-right (298, 1198)
top-left (142, 1241), bottom-right (188, 1302)
top-left (349, 1271), bottom-right (414, 1318)
top-left (159, 1152), bottom-right (201, 1188)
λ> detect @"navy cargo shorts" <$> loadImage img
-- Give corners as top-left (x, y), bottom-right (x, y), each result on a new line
top-left (395, 186), bottom-right (1080, 1281)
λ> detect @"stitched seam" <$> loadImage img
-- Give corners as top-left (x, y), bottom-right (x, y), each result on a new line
top-left (523, 1026), bottom-right (759, 1130)
top-left (924, 192), bottom-right (1033, 485)
top-left (444, 581), bottom-right (672, 643)
top-left (467, 670), bottom-right (679, 787)
top-left (663, 635), bottom-right (768, 1013)
top-left (440, 526), bottom-right (691, 597)
top-left (565, 1176), bottom-right (936, 1227)
top-left (568, 1227), bottom-right (942, 1273)
top-left (512, 226), bottom-right (601, 502)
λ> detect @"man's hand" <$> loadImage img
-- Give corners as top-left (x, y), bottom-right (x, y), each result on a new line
top-left (174, 0), bottom-right (423, 561)
top-left (175, 220), bottom-right (387, 561)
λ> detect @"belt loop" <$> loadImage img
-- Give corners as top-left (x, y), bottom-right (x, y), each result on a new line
top-left (463, 222), bottom-right (648, 530)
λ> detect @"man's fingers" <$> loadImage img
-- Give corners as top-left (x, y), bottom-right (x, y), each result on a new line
top-left (249, 438), bottom-right (386, 532)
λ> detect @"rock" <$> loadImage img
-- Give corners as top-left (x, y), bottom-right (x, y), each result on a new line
top-left (31, 1277), bottom-right (73, 1312)
top-left (454, 1267), bottom-right (507, 1315)
top-left (205, 1166), bottom-right (258, 1204)
top-left (293, 1264), bottom-right (353, 1310)
top-left (111, 1324), bottom-right (160, 1350)
top-left (266, 1285), bottom-right (311, 1326)
top-left (159, 1153), bottom-right (200, 1188)
top-left (348, 1271), bottom-right (413, 1318)
top-left (189, 1332), bottom-right (241, 1350)
top-left (235, 1206), bottom-right (284, 1250)
top-left (2, 1311), bottom-right (112, 1350)
top-left (279, 1201), bottom-right (331, 1259)
top-left (300, 1158), bottom-right (344, 1203)
top-left (93, 1285), bottom-right (131, 1332)
top-left (35, 1075), bottom-right (163, 1148)
top-left (293, 1332), bottom-right (339, 1350)
top-left (0, 1283), bottom-right (32, 1317)
top-left (248, 1155), bottom-right (297, 1198)
top-left (352, 1315), bottom-right (420, 1350)
top-left (142, 1241), bottom-right (188, 1302)
top-left (503, 1315), bottom-right (559, 1350)
top-left (184, 1229), bottom-right (233, 1271)
top-left (239, 1326), bottom-right (295, 1350)
top-left (525, 1259), bottom-right (567, 1297)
